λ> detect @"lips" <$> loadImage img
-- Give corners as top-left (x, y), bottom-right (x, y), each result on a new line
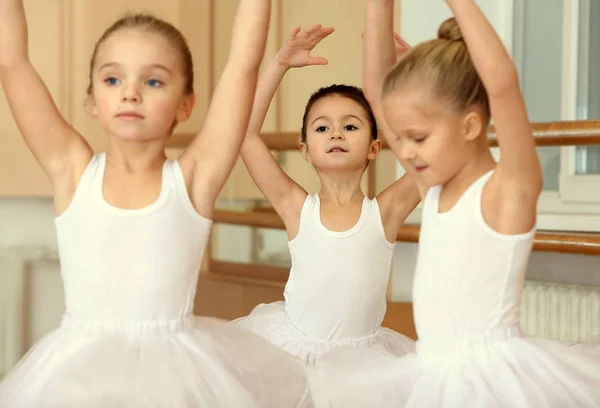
top-left (327, 146), bottom-right (348, 153)
top-left (116, 111), bottom-right (144, 120)
top-left (415, 165), bottom-right (428, 173)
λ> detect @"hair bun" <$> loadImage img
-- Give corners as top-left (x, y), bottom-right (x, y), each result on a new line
top-left (438, 17), bottom-right (463, 42)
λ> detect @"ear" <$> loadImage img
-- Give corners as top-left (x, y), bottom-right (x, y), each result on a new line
top-left (85, 94), bottom-right (98, 117)
top-left (367, 139), bottom-right (382, 161)
top-left (299, 142), bottom-right (312, 163)
top-left (176, 93), bottom-right (196, 122)
top-left (462, 109), bottom-right (484, 142)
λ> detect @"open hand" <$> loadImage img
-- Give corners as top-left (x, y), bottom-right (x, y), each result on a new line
top-left (393, 33), bottom-right (411, 60)
top-left (276, 24), bottom-right (335, 68)
top-left (361, 32), bottom-right (411, 61)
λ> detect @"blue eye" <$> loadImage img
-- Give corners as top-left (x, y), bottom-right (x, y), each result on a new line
top-left (316, 126), bottom-right (328, 132)
top-left (104, 77), bottom-right (120, 86)
top-left (146, 79), bottom-right (163, 87)
top-left (344, 124), bottom-right (357, 131)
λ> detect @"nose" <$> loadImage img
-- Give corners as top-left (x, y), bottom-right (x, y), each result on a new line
top-left (121, 82), bottom-right (141, 103)
top-left (399, 144), bottom-right (417, 161)
top-left (329, 129), bottom-right (344, 140)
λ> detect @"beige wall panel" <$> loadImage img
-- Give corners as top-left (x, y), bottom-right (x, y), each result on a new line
top-left (215, 0), bottom-right (283, 201)
top-left (277, 0), bottom-right (402, 195)
top-left (0, 0), bottom-right (212, 196)
top-left (0, 0), bottom-right (65, 196)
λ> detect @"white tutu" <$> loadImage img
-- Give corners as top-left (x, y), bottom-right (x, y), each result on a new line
top-left (0, 316), bottom-right (313, 408)
top-left (308, 327), bottom-right (600, 407)
top-left (232, 301), bottom-right (415, 365)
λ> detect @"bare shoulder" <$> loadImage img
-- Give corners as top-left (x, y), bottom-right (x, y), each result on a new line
top-left (481, 169), bottom-right (541, 235)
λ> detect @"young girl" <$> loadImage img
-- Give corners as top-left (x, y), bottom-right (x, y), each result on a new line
top-left (231, 24), bottom-right (419, 365)
top-left (0, 1), bottom-right (313, 407)
top-left (308, 0), bottom-right (600, 406)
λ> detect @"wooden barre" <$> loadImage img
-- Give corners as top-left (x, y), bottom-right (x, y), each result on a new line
top-left (212, 209), bottom-right (600, 255)
top-left (209, 260), bottom-right (289, 284)
top-left (168, 120), bottom-right (600, 149)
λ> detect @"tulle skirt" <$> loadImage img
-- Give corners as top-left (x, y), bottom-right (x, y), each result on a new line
top-left (232, 301), bottom-right (415, 365)
top-left (307, 326), bottom-right (600, 407)
top-left (0, 315), bottom-right (313, 408)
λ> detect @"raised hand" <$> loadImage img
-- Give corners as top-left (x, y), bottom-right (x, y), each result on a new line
top-left (393, 33), bottom-right (411, 61)
top-left (275, 24), bottom-right (334, 68)
top-left (361, 32), bottom-right (410, 62)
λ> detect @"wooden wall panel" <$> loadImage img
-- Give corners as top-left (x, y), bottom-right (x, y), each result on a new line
top-left (0, 0), bottom-right (65, 196)
top-left (0, 0), bottom-right (212, 196)
top-left (210, 0), bottom-right (403, 200)
top-left (195, 274), bottom-right (418, 340)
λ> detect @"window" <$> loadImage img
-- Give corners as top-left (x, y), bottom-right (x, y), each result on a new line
top-left (514, 0), bottom-right (600, 230)
top-left (557, 0), bottom-right (600, 204)
top-left (401, 0), bottom-right (600, 231)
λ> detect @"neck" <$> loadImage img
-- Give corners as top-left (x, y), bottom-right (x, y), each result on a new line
top-left (106, 138), bottom-right (167, 173)
top-left (317, 168), bottom-right (365, 205)
top-left (443, 146), bottom-right (496, 195)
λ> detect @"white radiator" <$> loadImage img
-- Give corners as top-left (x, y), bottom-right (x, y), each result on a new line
top-left (0, 247), bottom-right (58, 379)
top-left (521, 280), bottom-right (600, 343)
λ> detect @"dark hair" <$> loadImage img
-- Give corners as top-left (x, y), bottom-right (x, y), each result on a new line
top-left (300, 84), bottom-right (378, 144)
top-left (87, 13), bottom-right (194, 96)
top-left (382, 17), bottom-right (490, 124)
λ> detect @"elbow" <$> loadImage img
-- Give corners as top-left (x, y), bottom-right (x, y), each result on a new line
top-left (531, 162), bottom-right (543, 195)
top-left (226, 54), bottom-right (263, 75)
top-left (0, 54), bottom-right (30, 72)
top-left (221, 62), bottom-right (260, 82)
top-left (485, 66), bottom-right (521, 99)
top-left (525, 157), bottom-right (544, 196)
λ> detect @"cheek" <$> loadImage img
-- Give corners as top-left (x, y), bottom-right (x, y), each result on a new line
top-left (93, 95), bottom-right (112, 117)
top-left (151, 97), bottom-right (181, 121)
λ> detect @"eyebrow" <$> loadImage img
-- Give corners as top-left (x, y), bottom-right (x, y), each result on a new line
top-left (98, 62), bottom-right (173, 74)
top-left (309, 114), bottom-right (364, 126)
top-left (401, 129), bottom-right (428, 138)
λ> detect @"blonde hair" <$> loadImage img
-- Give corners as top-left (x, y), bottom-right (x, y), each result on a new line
top-left (382, 18), bottom-right (490, 123)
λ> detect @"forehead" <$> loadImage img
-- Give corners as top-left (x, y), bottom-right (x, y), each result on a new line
top-left (308, 95), bottom-right (368, 120)
top-left (94, 28), bottom-right (180, 71)
top-left (382, 89), bottom-right (443, 127)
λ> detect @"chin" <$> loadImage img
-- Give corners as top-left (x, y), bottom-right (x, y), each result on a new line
top-left (416, 171), bottom-right (445, 188)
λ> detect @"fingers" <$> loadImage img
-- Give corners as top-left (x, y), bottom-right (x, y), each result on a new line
top-left (298, 24), bottom-right (323, 39)
top-left (294, 24), bottom-right (334, 41)
top-left (307, 56), bottom-right (329, 66)
top-left (312, 26), bottom-right (334, 44)
top-left (288, 26), bottom-right (302, 40)
top-left (393, 32), bottom-right (411, 49)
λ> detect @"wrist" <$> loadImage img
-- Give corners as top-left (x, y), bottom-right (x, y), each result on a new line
top-left (273, 52), bottom-right (293, 70)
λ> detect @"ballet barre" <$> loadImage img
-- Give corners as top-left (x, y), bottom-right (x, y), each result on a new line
top-left (174, 119), bottom-right (600, 285)
top-left (211, 209), bottom-right (600, 255)
top-left (168, 120), bottom-right (600, 150)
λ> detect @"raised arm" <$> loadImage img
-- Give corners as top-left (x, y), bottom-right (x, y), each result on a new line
top-left (179, 0), bottom-right (271, 217)
top-left (363, 0), bottom-right (397, 106)
top-left (363, 0), bottom-right (421, 193)
top-left (0, 0), bottom-right (92, 185)
top-left (240, 25), bottom-right (333, 229)
top-left (363, 0), bottom-right (421, 238)
top-left (446, 0), bottom-right (542, 192)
